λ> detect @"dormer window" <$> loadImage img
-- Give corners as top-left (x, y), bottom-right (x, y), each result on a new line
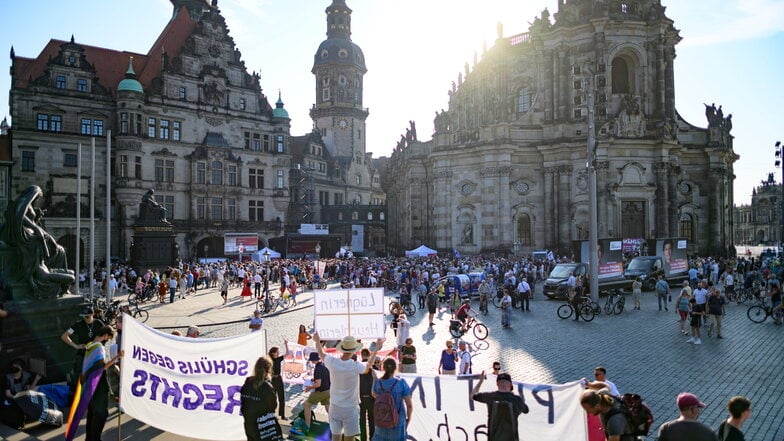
top-left (77, 79), bottom-right (88, 92)
top-left (55, 75), bottom-right (66, 89)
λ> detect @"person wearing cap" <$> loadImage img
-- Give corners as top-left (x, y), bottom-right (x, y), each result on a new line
top-left (249, 310), bottom-right (264, 332)
top-left (312, 332), bottom-right (384, 441)
top-left (657, 392), bottom-right (717, 441)
top-left (61, 307), bottom-right (105, 403)
top-left (1, 358), bottom-right (41, 428)
top-left (472, 371), bottom-right (529, 441)
top-left (301, 350), bottom-right (330, 432)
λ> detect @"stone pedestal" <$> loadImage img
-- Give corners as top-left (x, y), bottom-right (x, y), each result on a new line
top-left (130, 223), bottom-right (178, 274)
top-left (0, 296), bottom-right (85, 382)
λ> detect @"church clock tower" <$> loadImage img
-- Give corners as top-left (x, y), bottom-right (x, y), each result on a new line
top-left (310, 0), bottom-right (368, 160)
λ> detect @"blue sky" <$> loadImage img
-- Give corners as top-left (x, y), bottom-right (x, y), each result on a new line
top-left (2, 0), bottom-right (783, 205)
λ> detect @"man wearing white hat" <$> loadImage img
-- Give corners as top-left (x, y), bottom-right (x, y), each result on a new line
top-left (312, 332), bottom-right (385, 441)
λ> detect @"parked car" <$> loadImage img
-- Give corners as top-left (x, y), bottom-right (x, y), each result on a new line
top-left (543, 262), bottom-right (631, 299)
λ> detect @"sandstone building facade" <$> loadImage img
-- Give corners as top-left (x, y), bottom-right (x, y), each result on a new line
top-left (384, 0), bottom-right (736, 257)
top-left (6, 0), bottom-right (382, 265)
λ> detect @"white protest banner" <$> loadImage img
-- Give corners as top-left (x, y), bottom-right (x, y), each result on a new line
top-left (281, 342), bottom-right (396, 385)
top-left (120, 314), bottom-right (266, 441)
top-left (313, 288), bottom-right (385, 339)
top-left (400, 374), bottom-right (588, 441)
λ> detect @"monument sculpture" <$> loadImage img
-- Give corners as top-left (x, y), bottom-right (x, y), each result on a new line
top-left (0, 185), bottom-right (75, 299)
top-left (130, 189), bottom-right (178, 273)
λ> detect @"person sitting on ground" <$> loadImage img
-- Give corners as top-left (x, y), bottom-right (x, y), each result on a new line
top-left (1, 358), bottom-right (41, 429)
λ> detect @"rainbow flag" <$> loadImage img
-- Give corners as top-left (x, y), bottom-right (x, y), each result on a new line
top-left (64, 342), bottom-right (106, 441)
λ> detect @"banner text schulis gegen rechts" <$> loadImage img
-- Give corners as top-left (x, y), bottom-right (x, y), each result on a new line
top-left (119, 314), bottom-right (266, 440)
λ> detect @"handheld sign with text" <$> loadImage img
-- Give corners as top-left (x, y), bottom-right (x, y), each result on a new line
top-left (313, 288), bottom-right (385, 339)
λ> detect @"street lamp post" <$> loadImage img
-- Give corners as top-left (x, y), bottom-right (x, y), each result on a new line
top-left (775, 141), bottom-right (784, 250)
top-left (314, 243), bottom-right (321, 287)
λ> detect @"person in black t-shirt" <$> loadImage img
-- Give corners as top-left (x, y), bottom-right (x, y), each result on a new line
top-left (717, 396), bottom-right (751, 441)
top-left (60, 307), bottom-right (105, 404)
top-left (472, 372), bottom-right (529, 441)
top-left (268, 344), bottom-right (287, 420)
top-left (358, 348), bottom-right (376, 441)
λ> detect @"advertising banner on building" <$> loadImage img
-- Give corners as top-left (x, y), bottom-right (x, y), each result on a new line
top-left (224, 233), bottom-right (258, 254)
top-left (351, 224), bottom-right (364, 253)
top-left (120, 315), bottom-right (265, 440)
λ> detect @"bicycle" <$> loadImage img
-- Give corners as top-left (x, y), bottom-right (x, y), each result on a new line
top-left (264, 294), bottom-right (292, 314)
top-left (448, 315), bottom-right (489, 340)
top-left (389, 298), bottom-right (416, 316)
top-left (747, 299), bottom-right (784, 324)
top-left (556, 299), bottom-right (596, 322)
top-left (121, 301), bottom-right (150, 323)
top-left (128, 285), bottom-right (157, 304)
top-left (603, 290), bottom-right (625, 315)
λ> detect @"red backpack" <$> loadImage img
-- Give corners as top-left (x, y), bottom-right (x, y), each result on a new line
top-left (373, 379), bottom-right (399, 429)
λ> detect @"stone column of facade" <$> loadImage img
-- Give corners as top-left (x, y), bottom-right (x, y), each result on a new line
top-left (543, 167), bottom-right (555, 249)
top-left (544, 51), bottom-right (554, 123)
top-left (664, 46), bottom-right (676, 119)
top-left (668, 164), bottom-right (680, 238)
top-left (655, 40), bottom-right (667, 119)
top-left (497, 166), bottom-right (512, 249)
top-left (433, 169), bottom-right (453, 250)
top-left (558, 165), bottom-right (572, 250)
top-left (710, 167), bottom-right (726, 253)
top-left (654, 162), bottom-right (670, 238)
top-left (557, 49), bottom-right (567, 120)
top-left (596, 161), bottom-right (610, 237)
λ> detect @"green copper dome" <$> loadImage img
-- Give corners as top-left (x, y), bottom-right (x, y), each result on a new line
top-left (117, 57), bottom-right (144, 94)
top-left (272, 91), bottom-right (289, 118)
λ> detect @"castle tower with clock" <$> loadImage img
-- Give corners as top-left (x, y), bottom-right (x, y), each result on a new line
top-left (310, 0), bottom-right (368, 163)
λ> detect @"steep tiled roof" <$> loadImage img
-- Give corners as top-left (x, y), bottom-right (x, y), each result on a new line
top-left (12, 7), bottom-right (197, 96)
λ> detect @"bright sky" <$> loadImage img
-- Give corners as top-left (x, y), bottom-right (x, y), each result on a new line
top-left (2, 0), bottom-right (783, 205)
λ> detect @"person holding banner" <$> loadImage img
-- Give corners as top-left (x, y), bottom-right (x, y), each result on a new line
top-left (240, 356), bottom-right (284, 441)
top-left (312, 332), bottom-right (384, 441)
top-left (471, 371), bottom-right (529, 441)
top-left (65, 325), bottom-right (124, 441)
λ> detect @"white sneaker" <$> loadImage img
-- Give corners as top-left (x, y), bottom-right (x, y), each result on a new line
top-left (693, 338), bottom-right (702, 345)
top-left (686, 337), bottom-right (695, 343)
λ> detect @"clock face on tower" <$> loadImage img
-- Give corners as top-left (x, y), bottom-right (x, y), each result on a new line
top-left (337, 118), bottom-right (349, 130)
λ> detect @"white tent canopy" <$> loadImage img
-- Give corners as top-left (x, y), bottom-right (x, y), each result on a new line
top-left (251, 247), bottom-right (281, 261)
top-left (405, 245), bottom-right (437, 257)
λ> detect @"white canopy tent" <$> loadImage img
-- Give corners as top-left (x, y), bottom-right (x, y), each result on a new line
top-left (404, 245), bottom-right (437, 257)
top-left (251, 247), bottom-right (281, 262)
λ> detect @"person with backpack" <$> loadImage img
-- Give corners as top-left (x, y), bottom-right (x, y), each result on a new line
top-left (312, 333), bottom-right (384, 441)
top-left (371, 357), bottom-right (412, 441)
top-left (471, 371), bottom-right (529, 441)
top-left (580, 385), bottom-right (644, 441)
top-left (457, 340), bottom-right (472, 375)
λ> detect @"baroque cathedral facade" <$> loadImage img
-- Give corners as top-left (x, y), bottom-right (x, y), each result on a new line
top-left (6, 0), bottom-right (383, 265)
top-left (384, 0), bottom-right (737, 257)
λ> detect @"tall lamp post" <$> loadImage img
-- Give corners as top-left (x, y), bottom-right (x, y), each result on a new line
top-left (315, 243), bottom-right (321, 285)
top-left (775, 141), bottom-right (784, 250)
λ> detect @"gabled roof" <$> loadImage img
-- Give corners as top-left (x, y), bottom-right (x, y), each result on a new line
top-left (12, 7), bottom-right (198, 97)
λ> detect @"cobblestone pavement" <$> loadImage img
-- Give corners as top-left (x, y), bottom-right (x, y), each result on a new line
top-left (13, 283), bottom-right (783, 440)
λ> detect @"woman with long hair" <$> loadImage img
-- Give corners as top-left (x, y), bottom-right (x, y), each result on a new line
top-left (268, 345), bottom-right (287, 420)
top-left (240, 356), bottom-right (283, 441)
top-left (297, 324), bottom-right (311, 346)
top-left (371, 358), bottom-right (413, 440)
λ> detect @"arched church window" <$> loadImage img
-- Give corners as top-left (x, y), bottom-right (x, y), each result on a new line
top-left (517, 87), bottom-right (532, 113)
top-left (679, 214), bottom-right (694, 242)
top-left (612, 57), bottom-right (631, 94)
top-left (517, 214), bottom-right (532, 245)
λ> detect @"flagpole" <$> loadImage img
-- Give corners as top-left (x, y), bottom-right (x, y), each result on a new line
top-left (76, 143), bottom-right (81, 296)
top-left (90, 137), bottom-right (96, 299)
top-left (106, 130), bottom-right (112, 299)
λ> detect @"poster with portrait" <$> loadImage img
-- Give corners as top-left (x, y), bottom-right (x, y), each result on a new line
top-left (578, 239), bottom-right (624, 279)
top-left (655, 238), bottom-right (688, 277)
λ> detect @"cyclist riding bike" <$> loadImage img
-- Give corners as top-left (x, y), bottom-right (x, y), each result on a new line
top-left (455, 298), bottom-right (475, 331)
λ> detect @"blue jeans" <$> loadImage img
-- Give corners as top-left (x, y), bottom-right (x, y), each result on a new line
top-left (170, 287), bottom-right (176, 303)
top-left (657, 293), bottom-right (668, 310)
